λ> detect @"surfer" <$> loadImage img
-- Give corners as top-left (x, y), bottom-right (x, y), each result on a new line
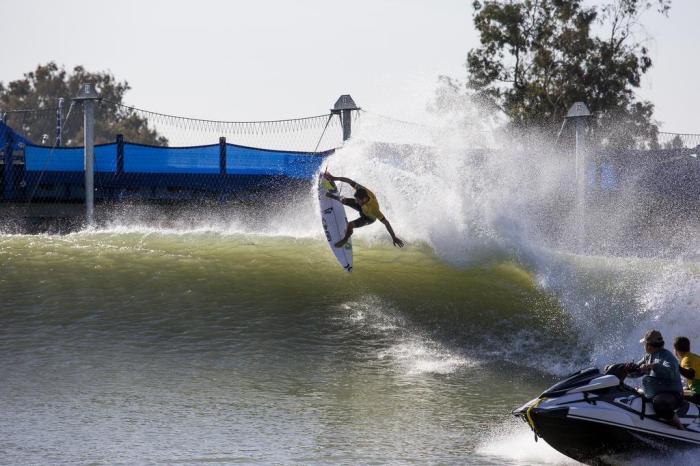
top-left (322, 172), bottom-right (404, 248)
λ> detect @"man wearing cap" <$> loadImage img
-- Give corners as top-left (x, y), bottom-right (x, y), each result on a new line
top-left (630, 330), bottom-right (684, 429)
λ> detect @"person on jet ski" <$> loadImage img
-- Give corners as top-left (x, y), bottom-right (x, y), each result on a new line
top-left (628, 330), bottom-right (684, 429)
top-left (674, 336), bottom-right (700, 404)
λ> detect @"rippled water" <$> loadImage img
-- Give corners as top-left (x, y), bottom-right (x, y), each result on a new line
top-left (2, 232), bottom-right (570, 465)
top-left (2, 226), bottom-right (698, 465)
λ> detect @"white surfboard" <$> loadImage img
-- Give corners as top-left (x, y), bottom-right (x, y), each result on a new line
top-left (318, 175), bottom-right (353, 272)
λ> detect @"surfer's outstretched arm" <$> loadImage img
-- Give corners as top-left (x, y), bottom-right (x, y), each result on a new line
top-left (324, 173), bottom-right (358, 189)
top-left (380, 218), bottom-right (404, 248)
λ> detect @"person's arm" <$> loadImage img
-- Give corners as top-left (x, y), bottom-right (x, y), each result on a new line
top-left (324, 172), bottom-right (358, 189)
top-left (640, 356), bottom-right (668, 374)
top-left (380, 217), bottom-right (404, 248)
top-left (680, 357), bottom-right (695, 380)
top-left (621, 362), bottom-right (642, 378)
top-left (638, 363), bottom-right (655, 373)
top-left (325, 193), bottom-right (355, 205)
top-left (645, 354), bottom-right (675, 378)
top-left (625, 356), bottom-right (648, 379)
top-left (680, 366), bottom-right (695, 380)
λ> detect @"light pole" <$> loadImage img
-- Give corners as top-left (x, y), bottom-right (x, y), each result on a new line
top-left (332, 95), bottom-right (360, 142)
top-left (566, 101), bottom-right (591, 249)
top-left (73, 83), bottom-right (100, 226)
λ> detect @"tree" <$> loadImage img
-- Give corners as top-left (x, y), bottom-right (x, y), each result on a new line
top-left (0, 62), bottom-right (167, 146)
top-left (663, 134), bottom-right (684, 149)
top-left (462, 0), bottom-right (671, 149)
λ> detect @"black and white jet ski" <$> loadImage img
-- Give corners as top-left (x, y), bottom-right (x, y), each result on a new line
top-left (513, 366), bottom-right (700, 464)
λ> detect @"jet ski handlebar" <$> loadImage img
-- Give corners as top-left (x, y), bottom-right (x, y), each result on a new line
top-left (604, 362), bottom-right (641, 379)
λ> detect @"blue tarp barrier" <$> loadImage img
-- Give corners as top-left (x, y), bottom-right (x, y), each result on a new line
top-left (124, 143), bottom-right (221, 174)
top-left (600, 163), bottom-right (617, 189)
top-left (25, 144), bottom-right (117, 172)
top-left (227, 145), bottom-right (325, 179)
top-left (3, 119), bottom-right (335, 202)
top-left (23, 142), bottom-right (329, 178)
top-left (0, 121), bottom-right (32, 149)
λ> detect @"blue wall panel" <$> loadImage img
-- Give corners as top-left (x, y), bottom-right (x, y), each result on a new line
top-left (124, 144), bottom-right (220, 174)
top-left (226, 145), bottom-right (325, 179)
top-left (25, 144), bottom-right (117, 172)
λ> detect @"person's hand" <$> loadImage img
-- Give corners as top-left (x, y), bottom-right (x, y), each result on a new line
top-left (392, 237), bottom-right (405, 248)
top-left (639, 363), bottom-right (654, 373)
top-left (623, 362), bottom-right (640, 374)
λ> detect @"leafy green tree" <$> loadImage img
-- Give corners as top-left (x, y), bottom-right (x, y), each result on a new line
top-left (461, 0), bottom-right (671, 149)
top-left (0, 62), bottom-right (167, 146)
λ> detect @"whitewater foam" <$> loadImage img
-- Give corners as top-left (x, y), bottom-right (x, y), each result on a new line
top-left (378, 340), bottom-right (475, 376)
top-left (336, 298), bottom-right (477, 376)
top-left (35, 101), bottom-right (698, 380)
top-left (476, 419), bottom-right (578, 465)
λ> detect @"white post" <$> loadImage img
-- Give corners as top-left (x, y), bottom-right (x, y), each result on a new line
top-left (55, 97), bottom-right (64, 147)
top-left (73, 83), bottom-right (100, 226)
top-left (566, 102), bottom-right (591, 250)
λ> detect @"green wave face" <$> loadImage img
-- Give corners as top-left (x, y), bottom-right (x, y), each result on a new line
top-left (6, 231), bottom-right (562, 464)
top-left (0, 232), bottom-right (572, 358)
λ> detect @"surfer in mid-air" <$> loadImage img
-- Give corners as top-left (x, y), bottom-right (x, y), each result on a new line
top-left (322, 172), bottom-right (404, 248)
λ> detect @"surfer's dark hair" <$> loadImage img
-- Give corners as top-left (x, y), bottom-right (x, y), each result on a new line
top-left (355, 188), bottom-right (369, 200)
top-left (674, 336), bottom-right (690, 353)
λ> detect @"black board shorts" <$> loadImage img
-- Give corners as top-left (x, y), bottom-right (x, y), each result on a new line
top-left (343, 198), bottom-right (376, 227)
top-left (652, 392), bottom-right (682, 420)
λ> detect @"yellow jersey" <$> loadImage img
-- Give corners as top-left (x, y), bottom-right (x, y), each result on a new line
top-left (680, 352), bottom-right (700, 394)
top-left (359, 186), bottom-right (384, 221)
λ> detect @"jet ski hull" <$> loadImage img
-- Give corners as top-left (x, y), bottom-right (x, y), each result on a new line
top-left (514, 368), bottom-right (700, 465)
top-left (526, 405), bottom-right (699, 464)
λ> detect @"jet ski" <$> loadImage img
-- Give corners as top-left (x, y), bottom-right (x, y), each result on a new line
top-left (513, 366), bottom-right (700, 464)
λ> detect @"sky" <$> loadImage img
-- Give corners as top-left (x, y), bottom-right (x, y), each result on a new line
top-left (1, 0), bottom-right (699, 133)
